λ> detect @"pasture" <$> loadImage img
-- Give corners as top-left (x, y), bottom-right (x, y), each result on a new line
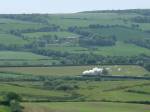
top-left (0, 106), bottom-right (10, 112)
top-left (0, 65), bottom-right (148, 76)
top-left (23, 102), bottom-right (150, 112)
top-left (0, 10), bottom-right (150, 112)
top-left (47, 42), bottom-right (150, 56)
top-left (23, 31), bottom-right (78, 39)
top-left (0, 79), bottom-right (149, 102)
top-left (0, 51), bottom-right (49, 60)
top-left (0, 34), bottom-right (27, 46)
top-left (94, 42), bottom-right (150, 56)
top-left (0, 51), bottom-right (59, 66)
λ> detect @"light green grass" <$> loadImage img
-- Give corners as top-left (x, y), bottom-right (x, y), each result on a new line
top-left (128, 84), bottom-right (150, 93)
top-left (0, 106), bottom-right (10, 112)
top-left (0, 65), bottom-right (148, 76)
top-left (81, 27), bottom-right (150, 41)
top-left (0, 34), bottom-right (27, 45)
top-left (76, 80), bottom-right (150, 102)
top-left (23, 102), bottom-right (150, 112)
top-left (23, 31), bottom-right (78, 39)
top-left (46, 45), bottom-right (89, 54)
top-left (0, 51), bottom-right (49, 60)
top-left (0, 18), bottom-right (36, 24)
top-left (0, 23), bottom-right (45, 32)
top-left (46, 42), bottom-right (150, 56)
top-left (0, 80), bottom-right (149, 102)
top-left (0, 84), bottom-right (68, 99)
top-left (48, 13), bottom-right (137, 28)
top-left (94, 42), bottom-right (150, 56)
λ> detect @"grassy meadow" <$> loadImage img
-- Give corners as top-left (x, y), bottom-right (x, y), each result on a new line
top-left (0, 106), bottom-right (10, 112)
top-left (0, 51), bottom-right (49, 60)
top-left (0, 65), bottom-right (148, 76)
top-left (23, 102), bottom-right (150, 112)
top-left (0, 10), bottom-right (150, 112)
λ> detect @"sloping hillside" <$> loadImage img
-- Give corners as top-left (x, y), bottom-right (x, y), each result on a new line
top-left (0, 10), bottom-right (150, 66)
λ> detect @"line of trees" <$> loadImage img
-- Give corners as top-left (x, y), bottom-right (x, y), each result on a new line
top-left (132, 16), bottom-right (150, 23)
top-left (79, 34), bottom-right (116, 46)
top-left (68, 26), bottom-right (117, 47)
top-left (125, 39), bottom-right (150, 49)
top-left (0, 14), bottom-right (49, 24)
top-left (31, 47), bottom-right (150, 68)
top-left (82, 9), bottom-right (150, 16)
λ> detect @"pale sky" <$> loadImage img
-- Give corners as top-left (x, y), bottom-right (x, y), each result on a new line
top-left (0, 0), bottom-right (149, 14)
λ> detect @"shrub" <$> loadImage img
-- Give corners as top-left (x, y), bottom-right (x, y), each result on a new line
top-left (10, 100), bottom-right (22, 112)
top-left (3, 92), bottom-right (21, 105)
top-left (56, 84), bottom-right (79, 91)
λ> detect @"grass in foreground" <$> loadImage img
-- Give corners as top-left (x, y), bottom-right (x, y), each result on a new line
top-left (0, 80), bottom-right (150, 102)
top-left (0, 106), bottom-right (10, 112)
top-left (23, 102), bottom-right (150, 112)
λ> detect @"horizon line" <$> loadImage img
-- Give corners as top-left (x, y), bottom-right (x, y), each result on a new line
top-left (0, 8), bottom-right (149, 14)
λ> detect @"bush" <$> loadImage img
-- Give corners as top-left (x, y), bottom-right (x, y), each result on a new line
top-left (56, 84), bottom-right (79, 91)
top-left (144, 63), bottom-right (150, 71)
top-left (3, 92), bottom-right (21, 105)
top-left (10, 100), bottom-right (22, 112)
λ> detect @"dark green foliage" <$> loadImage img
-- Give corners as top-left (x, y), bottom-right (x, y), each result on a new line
top-left (10, 100), bottom-right (22, 112)
top-left (125, 39), bottom-right (150, 49)
top-left (56, 84), bottom-right (79, 91)
top-left (79, 34), bottom-right (116, 46)
top-left (144, 63), bottom-right (150, 71)
top-left (0, 11), bottom-right (149, 66)
top-left (82, 9), bottom-right (150, 16)
top-left (3, 92), bottom-right (21, 105)
top-left (132, 16), bottom-right (150, 23)
top-left (0, 14), bottom-right (49, 23)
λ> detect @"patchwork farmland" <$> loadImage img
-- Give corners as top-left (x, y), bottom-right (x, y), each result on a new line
top-left (0, 9), bottom-right (150, 112)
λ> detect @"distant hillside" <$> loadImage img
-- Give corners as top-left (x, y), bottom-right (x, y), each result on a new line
top-left (0, 9), bottom-right (149, 67)
top-left (81, 9), bottom-right (150, 15)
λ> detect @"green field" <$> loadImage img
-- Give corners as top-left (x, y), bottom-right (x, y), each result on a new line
top-left (0, 11), bottom-right (149, 63)
top-left (94, 42), bottom-right (150, 56)
top-left (0, 83), bottom-right (68, 100)
top-left (0, 51), bottom-right (59, 66)
top-left (0, 10), bottom-right (150, 112)
top-left (46, 42), bottom-right (150, 56)
top-left (23, 31), bottom-right (78, 39)
top-left (0, 22), bottom-right (45, 32)
top-left (0, 51), bottom-right (49, 60)
top-left (0, 65), bottom-right (148, 76)
top-left (0, 79), bottom-right (150, 102)
top-left (47, 13), bottom-right (135, 28)
top-left (23, 102), bottom-right (150, 112)
top-left (0, 106), bottom-right (10, 112)
top-left (0, 65), bottom-right (149, 112)
top-left (80, 27), bottom-right (150, 41)
top-left (0, 33), bottom-right (27, 45)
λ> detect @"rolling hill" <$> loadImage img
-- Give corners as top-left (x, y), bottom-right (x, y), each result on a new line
top-left (0, 10), bottom-right (149, 66)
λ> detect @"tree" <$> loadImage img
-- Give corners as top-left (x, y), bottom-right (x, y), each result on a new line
top-left (10, 100), bottom-right (22, 112)
top-left (3, 92), bottom-right (22, 112)
top-left (144, 63), bottom-right (150, 71)
top-left (4, 92), bottom-right (21, 105)
top-left (56, 84), bottom-right (78, 91)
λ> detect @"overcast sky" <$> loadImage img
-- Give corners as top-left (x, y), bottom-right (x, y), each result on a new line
top-left (0, 0), bottom-right (149, 14)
